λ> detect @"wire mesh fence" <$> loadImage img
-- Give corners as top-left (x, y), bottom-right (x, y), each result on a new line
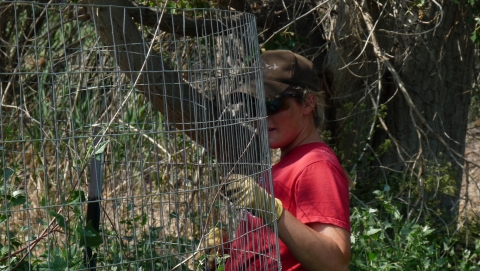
top-left (0, 1), bottom-right (279, 270)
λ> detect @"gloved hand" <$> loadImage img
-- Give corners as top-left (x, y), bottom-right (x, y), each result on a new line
top-left (195, 227), bottom-right (227, 271)
top-left (223, 174), bottom-right (284, 223)
top-left (204, 227), bottom-right (226, 250)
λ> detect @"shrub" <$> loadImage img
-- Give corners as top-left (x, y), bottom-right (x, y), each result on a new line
top-left (350, 187), bottom-right (480, 270)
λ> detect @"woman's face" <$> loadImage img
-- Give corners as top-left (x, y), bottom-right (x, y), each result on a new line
top-left (266, 93), bottom-right (315, 155)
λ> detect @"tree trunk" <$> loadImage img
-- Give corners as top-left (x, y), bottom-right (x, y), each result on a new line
top-left (84, 0), bottom-right (267, 176)
top-left (326, 0), bottom-right (474, 225)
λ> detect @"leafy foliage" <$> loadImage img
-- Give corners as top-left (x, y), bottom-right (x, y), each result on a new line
top-left (350, 188), bottom-right (480, 270)
top-left (263, 28), bottom-right (300, 51)
top-left (448, 0), bottom-right (480, 43)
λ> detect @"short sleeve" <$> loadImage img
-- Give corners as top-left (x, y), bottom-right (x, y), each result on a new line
top-left (294, 160), bottom-right (350, 231)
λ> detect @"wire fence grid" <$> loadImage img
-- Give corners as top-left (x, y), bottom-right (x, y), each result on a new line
top-left (0, 1), bottom-right (279, 270)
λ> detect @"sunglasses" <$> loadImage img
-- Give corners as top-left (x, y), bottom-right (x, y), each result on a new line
top-left (265, 93), bottom-right (302, 115)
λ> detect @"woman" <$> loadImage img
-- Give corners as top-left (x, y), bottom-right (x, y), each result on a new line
top-left (207, 50), bottom-right (351, 271)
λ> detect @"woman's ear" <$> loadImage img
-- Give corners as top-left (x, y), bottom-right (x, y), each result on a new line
top-left (303, 93), bottom-right (317, 115)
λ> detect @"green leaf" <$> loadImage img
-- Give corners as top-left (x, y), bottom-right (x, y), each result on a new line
top-left (471, 31), bottom-right (479, 43)
top-left (0, 214), bottom-right (9, 224)
top-left (393, 209), bottom-right (402, 220)
top-left (0, 246), bottom-right (9, 257)
top-left (20, 225), bottom-right (29, 232)
top-left (2, 168), bottom-right (14, 182)
top-left (422, 225), bottom-right (434, 235)
top-left (135, 213), bottom-right (147, 226)
top-left (93, 140), bottom-right (109, 161)
top-left (7, 190), bottom-right (26, 208)
top-left (414, 0), bottom-right (425, 7)
top-left (77, 220), bottom-right (103, 247)
top-left (72, 205), bottom-right (82, 216)
top-left (68, 190), bottom-right (86, 204)
top-left (12, 190), bottom-right (24, 198)
top-left (437, 257), bottom-right (448, 266)
top-left (48, 210), bottom-right (66, 228)
top-left (366, 228), bottom-right (382, 236)
top-left (94, 140), bottom-right (109, 155)
top-left (38, 254), bottom-right (67, 270)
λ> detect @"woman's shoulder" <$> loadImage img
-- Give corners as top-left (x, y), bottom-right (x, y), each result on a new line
top-left (295, 142), bottom-right (337, 160)
top-left (278, 142), bottom-right (340, 168)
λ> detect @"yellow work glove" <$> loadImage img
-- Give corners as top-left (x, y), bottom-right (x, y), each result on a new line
top-left (224, 174), bottom-right (284, 223)
top-left (195, 227), bottom-right (226, 271)
top-left (204, 227), bottom-right (226, 250)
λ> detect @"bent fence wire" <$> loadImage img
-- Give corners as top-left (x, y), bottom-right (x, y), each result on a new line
top-left (0, 2), bottom-right (279, 270)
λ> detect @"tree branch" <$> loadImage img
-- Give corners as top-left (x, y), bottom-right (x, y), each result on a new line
top-left (83, 0), bottom-right (264, 176)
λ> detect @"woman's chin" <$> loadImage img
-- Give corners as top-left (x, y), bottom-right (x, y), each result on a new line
top-left (268, 140), bottom-right (283, 150)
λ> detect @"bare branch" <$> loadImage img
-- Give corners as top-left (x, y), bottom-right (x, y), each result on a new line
top-left (83, 0), bottom-right (264, 176)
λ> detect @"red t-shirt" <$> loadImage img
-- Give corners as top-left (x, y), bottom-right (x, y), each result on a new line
top-left (225, 142), bottom-right (350, 271)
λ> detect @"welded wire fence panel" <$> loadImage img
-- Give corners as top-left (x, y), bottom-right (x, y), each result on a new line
top-left (0, 2), bottom-right (279, 270)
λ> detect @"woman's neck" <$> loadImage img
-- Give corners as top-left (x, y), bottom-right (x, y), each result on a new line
top-left (280, 128), bottom-right (323, 158)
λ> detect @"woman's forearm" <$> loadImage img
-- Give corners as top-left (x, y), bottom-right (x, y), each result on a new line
top-left (277, 210), bottom-right (351, 271)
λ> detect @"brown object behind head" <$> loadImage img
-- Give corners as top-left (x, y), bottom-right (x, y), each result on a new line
top-left (231, 50), bottom-right (321, 102)
top-left (261, 50), bottom-right (320, 99)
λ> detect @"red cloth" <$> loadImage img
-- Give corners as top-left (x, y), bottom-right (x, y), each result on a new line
top-left (225, 142), bottom-right (350, 271)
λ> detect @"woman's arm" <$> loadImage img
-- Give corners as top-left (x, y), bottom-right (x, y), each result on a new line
top-left (277, 210), bottom-right (351, 271)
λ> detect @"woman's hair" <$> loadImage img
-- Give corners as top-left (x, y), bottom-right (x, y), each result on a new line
top-left (290, 87), bottom-right (327, 130)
